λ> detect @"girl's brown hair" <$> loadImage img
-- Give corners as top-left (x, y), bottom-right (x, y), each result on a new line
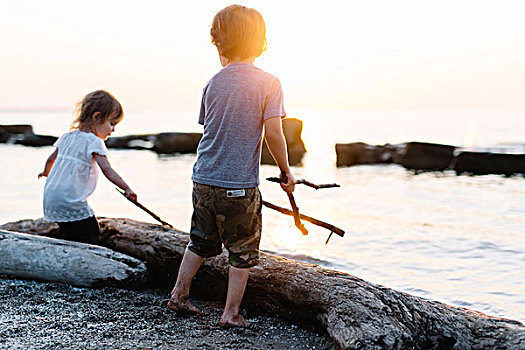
top-left (71, 90), bottom-right (123, 131)
top-left (210, 5), bottom-right (267, 60)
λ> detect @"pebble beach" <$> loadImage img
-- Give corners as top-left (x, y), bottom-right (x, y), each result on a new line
top-left (0, 277), bottom-right (334, 350)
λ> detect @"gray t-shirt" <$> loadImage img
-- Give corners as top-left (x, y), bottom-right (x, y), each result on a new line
top-left (192, 63), bottom-right (286, 188)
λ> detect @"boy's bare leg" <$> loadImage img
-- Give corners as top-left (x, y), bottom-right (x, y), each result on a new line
top-left (219, 266), bottom-right (250, 327)
top-left (168, 248), bottom-right (204, 315)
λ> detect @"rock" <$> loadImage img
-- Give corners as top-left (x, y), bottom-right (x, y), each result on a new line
top-left (0, 230), bottom-right (147, 289)
top-left (462, 143), bottom-right (525, 154)
top-left (14, 134), bottom-right (58, 147)
top-left (396, 142), bottom-right (455, 171)
top-left (263, 140), bottom-right (307, 166)
top-left (3, 218), bottom-right (524, 349)
top-left (286, 141), bottom-right (308, 165)
top-left (261, 118), bottom-right (307, 166)
top-left (105, 134), bottom-right (156, 150)
top-left (335, 142), bottom-right (398, 167)
top-left (281, 117), bottom-right (303, 142)
top-left (0, 124), bottom-right (33, 135)
top-left (454, 152), bottom-right (525, 176)
top-left (153, 132), bottom-right (202, 154)
top-left (0, 124), bottom-right (57, 146)
top-left (0, 124), bottom-right (34, 143)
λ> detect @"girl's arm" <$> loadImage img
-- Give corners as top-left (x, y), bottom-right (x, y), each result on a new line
top-left (93, 154), bottom-right (137, 202)
top-left (38, 149), bottom-right (58, 178)
top-left (264, 116), bottom-right (296, 193)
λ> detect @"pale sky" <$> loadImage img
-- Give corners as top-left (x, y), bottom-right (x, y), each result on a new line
top-left (1, 0), bottom-right (525, 111)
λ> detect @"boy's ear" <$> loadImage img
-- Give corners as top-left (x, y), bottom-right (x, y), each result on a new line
top-left (91, 112), bottom-right (101, 122)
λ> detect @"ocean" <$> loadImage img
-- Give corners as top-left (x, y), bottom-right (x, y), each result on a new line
top-left (1, 108), bottom-right (524, 323)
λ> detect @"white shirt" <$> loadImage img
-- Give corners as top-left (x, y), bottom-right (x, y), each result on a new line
top-left (43, 130), bottom-right (108, 222)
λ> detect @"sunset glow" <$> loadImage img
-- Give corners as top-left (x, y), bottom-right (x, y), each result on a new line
top-left (1, 0), bottom-right (525, 111)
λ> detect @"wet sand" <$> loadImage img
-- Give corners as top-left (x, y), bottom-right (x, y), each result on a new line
top-left (0, 277), bottom-right (334, 350)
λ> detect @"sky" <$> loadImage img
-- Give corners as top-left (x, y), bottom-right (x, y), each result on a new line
top-left (1, 0), bottom-right (525, 112)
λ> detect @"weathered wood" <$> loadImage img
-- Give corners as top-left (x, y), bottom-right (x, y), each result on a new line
top-left (262, 200), bottom-right (345, 238)
top-left (266, 177), bottom-right (340, 189)
top-left (0, 217), bottom-right (61, 237)
top-left (0, 230), bottom-right (147, 289)
top-left (2, 218), bottom-right (524, 349)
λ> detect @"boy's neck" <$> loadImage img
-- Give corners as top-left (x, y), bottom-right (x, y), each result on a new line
top-left (220, 55), bottom-right (256, 67)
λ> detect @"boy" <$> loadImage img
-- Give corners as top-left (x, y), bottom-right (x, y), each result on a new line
top-left (168, 4), bottom-right (295, 327)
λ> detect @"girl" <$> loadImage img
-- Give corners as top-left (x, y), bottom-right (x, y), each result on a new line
top-left (38, 90), bottom-right (137, 244)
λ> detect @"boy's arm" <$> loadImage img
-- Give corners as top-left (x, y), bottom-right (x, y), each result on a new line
top-left (93, 154), bottom-right (137, 201)
top-left (38, 149), bottom-right (58, 178)
top-left (264, 117), bottom-right (295, 193)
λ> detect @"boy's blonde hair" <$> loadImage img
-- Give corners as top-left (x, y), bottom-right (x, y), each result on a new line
top-left (211, 5), bottom-right (267, 60)
top-left (71, 90), bottom-right (123, 131)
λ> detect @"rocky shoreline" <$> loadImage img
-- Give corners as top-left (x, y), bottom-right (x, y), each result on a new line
top-left (0, 120), bottom-right (307, 166)
top-left (336, 141), bottom-right (525, 175)
top-left (2, 123), bottom-right (524, 175)
top-left (0, 277), bottom-right (334, 350)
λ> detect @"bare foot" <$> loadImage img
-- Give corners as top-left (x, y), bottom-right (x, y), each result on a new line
top-left (167, 296), bottom-right (203, 316)
top-left (218, 314), bottom-right (251, 328)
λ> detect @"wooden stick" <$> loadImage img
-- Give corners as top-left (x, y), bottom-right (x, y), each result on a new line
top-left (115, 188), bottom-right (173, 228)
top-left (262, 200), bottom-right (345, 237)
top-left (266, 177), bottom-right (340, 190)
top-left (297, 179), bottom-right (340, 190)
top-left (280, 171), bottom-right (309, 236)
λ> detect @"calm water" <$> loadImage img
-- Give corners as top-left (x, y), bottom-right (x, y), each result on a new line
top-left (1, 109), bottom-right (524, 323)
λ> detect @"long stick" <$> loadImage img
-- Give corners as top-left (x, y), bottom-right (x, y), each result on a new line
top-left (266, 177), bottom-right (340, 190)
top-left (262, 200), bottom-right (345, 237)
top-left (115, 188), bottom-right (173, 228)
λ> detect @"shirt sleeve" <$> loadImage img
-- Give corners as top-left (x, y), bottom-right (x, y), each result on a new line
top-left (198, 85), bottom-right (208, 125)
top-left (53, 133), bottom-right (67, 148)
top-left (263, 77), bottom-right (286, 121)
top-left (88, 136), bottom-right (109, 157)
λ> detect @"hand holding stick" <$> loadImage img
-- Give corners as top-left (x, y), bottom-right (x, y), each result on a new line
top-left (281, 171), bottom-right (308, 235)
top-left (115, 188), bottom-right (173, 228)
top-left (265, 174), bottom-right (345, 244)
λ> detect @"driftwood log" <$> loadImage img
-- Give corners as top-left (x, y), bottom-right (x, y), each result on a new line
top-left (0, 230), bottom-right (147, 289)
top-left (2, 218), bottom-right (524, 350)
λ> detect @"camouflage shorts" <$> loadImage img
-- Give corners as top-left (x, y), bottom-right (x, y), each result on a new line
top-left (187, 182), bottom-right (262, 268)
